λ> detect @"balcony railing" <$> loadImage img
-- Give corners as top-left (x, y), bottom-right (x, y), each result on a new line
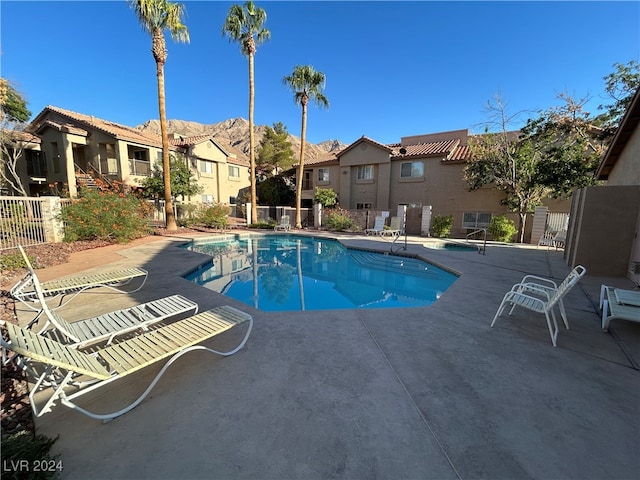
top-left (129, 159), bottom-right (151, 176)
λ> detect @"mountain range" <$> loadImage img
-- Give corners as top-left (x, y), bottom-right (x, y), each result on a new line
top-left (136, 118), bottom-right (346, 161)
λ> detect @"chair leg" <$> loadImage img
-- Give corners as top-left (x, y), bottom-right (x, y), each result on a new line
top-left (545, 309), bottom-right (559, 347)
top-left (491, 298), bottom-right (508, 327)
top-left (558, 300), bottom-right (570, 330)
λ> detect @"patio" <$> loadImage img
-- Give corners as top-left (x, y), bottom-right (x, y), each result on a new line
top-left (14, 233), bottom-right (640, 479)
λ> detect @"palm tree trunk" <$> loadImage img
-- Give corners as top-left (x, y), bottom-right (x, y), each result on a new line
top-left (156, 61), bottom-right (177, 231)
top-left (248, 54), bottom-right (258, 224)
top-left (295, 102), bottom-right (308, 229)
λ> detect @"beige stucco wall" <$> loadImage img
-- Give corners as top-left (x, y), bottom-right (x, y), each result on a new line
top-left (567, 185), bottom-right (640, 276)
top-left (340, 142), bottom-right (391, 210)
top-left (606, 122), bottom-right (640, 185)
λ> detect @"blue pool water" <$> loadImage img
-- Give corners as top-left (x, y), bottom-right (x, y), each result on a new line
top-left (184, 235), bottom-right (458, 312)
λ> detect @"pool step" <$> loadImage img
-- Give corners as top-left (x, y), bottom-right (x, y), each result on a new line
top-left (348, 251), bottom-right (445, 279)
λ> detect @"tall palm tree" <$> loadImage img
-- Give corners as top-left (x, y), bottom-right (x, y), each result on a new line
top-left (283, 65), bottom-right (329, 228)
top-left (129, 0), bottom-right (189, 231)
top-left (222, 1), bottom-right (270, 225)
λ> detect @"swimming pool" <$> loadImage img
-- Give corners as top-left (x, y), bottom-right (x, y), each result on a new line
top-left (184, 235), bottom-right (458, 312)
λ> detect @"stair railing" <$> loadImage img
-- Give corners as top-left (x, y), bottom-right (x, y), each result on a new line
top-left (466, 228), bottom-right (487, 254)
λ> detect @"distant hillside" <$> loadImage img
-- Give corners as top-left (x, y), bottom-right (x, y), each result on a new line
top-left (136, 118), bottom-right (346, 161)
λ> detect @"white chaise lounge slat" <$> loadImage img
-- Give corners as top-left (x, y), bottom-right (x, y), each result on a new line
top-left (41, 294), bottom-right (199, 348)
top-left (0, 305), bottom-right (253, 421)
top-left (11, 246), bottom-right (148, 311)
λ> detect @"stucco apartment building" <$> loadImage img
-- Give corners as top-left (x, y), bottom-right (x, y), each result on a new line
top-left (11, 106), bottom-right (250, 205)
top-left (301, 129), bottom-right (570, 240)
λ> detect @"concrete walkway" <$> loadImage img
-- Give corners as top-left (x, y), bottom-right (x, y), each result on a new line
top-left (13, 232), bottom-right (640, 480)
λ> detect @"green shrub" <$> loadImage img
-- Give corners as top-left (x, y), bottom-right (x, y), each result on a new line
top-left (314, 187), bottom-right (338, 208)
top-left (196, 203), bottom-right (230, 229)
top-left (325, 208), bottom-right (357, 231)
top-left (249, 220), bottom-right (276, 229)
top-left (59, 189), bottom-right (151, 243)
top-left (0, 250), bottom-right (39, 270)
top-left (431, 214), bottom-right (453, 238)
top-left (2, 431), bottom-right (61, 480)
top-left (489, 215), bottom-right (517, 242)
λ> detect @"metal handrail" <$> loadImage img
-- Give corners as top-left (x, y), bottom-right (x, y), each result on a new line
top-left (390, 225), bottom-right (407, 253)
top-left (466, 228), bottom-right (487, 255)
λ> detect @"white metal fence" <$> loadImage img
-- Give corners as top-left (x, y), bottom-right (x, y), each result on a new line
top-left (0, 196), bottom-right (62, 250)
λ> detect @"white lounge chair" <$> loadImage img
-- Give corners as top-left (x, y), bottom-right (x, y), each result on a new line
top-left (274, 215), bottom-right (291, 231)
top-left (365, 216), bottom-right (385, 236)
top-left (11, 246), bottom-right (148, 311)
top-left (19, 257), bottom-right (198, 348)
top-left (491, 265), bottom-right (586, 346)
top-left (599, 285), bottom-right (640, 332)
top-left (510, 265), bottom-right (587, 329)
top-left (0, 306), bottom-right (253, 421)
top-left (537, 230), bottom-right (566, 250)
top-left (381, 216), bottom-right (403, 237)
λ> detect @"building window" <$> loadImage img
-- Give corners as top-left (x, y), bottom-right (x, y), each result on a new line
top-left (228, 165), bottom-right (240, 178)
top-left (318, 168), bottom-right (329, 182)
top-left (199, 160), bottom-right (214, 174)
top-left (231, 259), bottom-right (243, 271)
top-left (229, 196), bottom-right (237, 204)
top-left (201, 194), bottom-right (214, 203)
top-left (357, 165), bottom-right (374, 180)
top-left (462, 212), bottom-right (492, 229)
top-left (26, 150), bottom-right (46, 177)
top-left (302, 170), bottom-right (313, 190)
top-left (356, 202), bottom-right (373, 210)
top-left (400, 161), bottom-right (424, 178)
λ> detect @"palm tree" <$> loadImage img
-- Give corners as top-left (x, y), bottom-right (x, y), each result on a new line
top-left (129, 0), bottom-right (189, 231)
top-left (222, 1), bottom-right (270, 225)
top-left (283, 65), bottom-right (329, 228)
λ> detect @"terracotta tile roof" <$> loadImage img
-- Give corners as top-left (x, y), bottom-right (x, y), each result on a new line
top-left (30, 106), bottom-right (166, 148)
top-left (338, 136), bottom-right (393, 157)
top-left (304, 152), bottom-right (339, 167)
top-left (40, 119), bottom-right (88, 137)
top-left (4, 130), bottom-right (41, 144)
top-left (168, 134), bottom-right (212, 147)
top-left (390, 139), bottom-right (460, 158)
top-left (443, 144), bottom-right (472, 163)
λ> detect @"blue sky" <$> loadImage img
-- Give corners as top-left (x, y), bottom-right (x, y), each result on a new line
top-left (1, 1), bottom-right (638, 145)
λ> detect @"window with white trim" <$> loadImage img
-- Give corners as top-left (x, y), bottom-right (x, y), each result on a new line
top-left (318, 168), bottom-right (329, 182)
top-left (201, 194), bottom-right (214, 203)
top-left (400, 161), bottom-right (423, 178)
top-left (356, 165), bottom-right (374, 180)
top-left (462, 212), bottom-right (492, 229)
top-left (199, 160), bottom-right (214, 174)
top-left (228, 165), bottom-right (240, 178)
top-left (356, 202), bottom-right (373, 210)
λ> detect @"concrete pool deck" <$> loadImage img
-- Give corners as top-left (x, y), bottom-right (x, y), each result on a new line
top-left (11, 232), bottom-right (640, 479)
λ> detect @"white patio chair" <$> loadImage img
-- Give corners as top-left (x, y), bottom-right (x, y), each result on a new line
top-left (365, 216), bottom-right (385, 235)
top-left (0, 305), bottom-right (253, 422)
top-left (274, 215), bottom-right (291, 231)
top-left (491, 265), bottom-right (586, 346)
top-left (381, 216), bottom-right (403, 237)
top-left (510, 265), bottom-right (586, 329)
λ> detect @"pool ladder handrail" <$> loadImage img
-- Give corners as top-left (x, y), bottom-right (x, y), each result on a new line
top-left (390, 224), bottom-right (407, 253)
top-left (466, 228), bottom-right (487, 254)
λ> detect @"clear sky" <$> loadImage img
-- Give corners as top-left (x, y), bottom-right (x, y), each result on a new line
top-left (1, 1), bottom-right (638, 145)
